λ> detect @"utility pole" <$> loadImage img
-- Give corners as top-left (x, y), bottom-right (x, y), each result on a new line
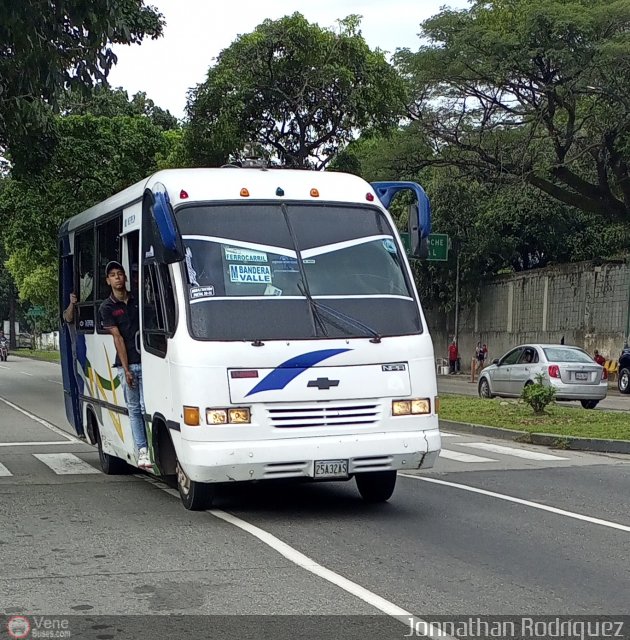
top-left (454, 249), bottom-right (460, 346)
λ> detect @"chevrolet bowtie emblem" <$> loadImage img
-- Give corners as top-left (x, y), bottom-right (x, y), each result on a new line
top-left (307, 377), bottom-right (340, 390)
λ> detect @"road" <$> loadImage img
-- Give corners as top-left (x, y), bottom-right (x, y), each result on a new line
top-left (0, 356), bottom-right (629, 638)
top-left (438, 373), bottom-right (629, 411)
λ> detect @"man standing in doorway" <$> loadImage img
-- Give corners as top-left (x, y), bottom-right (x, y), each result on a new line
top-left (99, 261), bottom-right (151, 469)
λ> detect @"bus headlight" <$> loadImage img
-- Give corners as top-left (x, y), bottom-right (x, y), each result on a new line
top-left (392, 398), bottom-right (431, 416)
top-left (206, 409), bottom-right (228, 425)
top-left (206, 408), bottom-right (251, 425)
top-left (228, 408), bottom-right (251, 424)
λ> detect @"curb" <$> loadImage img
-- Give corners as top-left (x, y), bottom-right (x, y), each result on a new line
top-left (439, 419), bottom-right (630, 454)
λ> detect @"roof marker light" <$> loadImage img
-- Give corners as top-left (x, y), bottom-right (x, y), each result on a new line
top-left (366, 192), bottom-right (374, 202)
top-left (310, 188), bottom-right (319, 197)
top-left (240, 188), bottom-right (250, 197)
top-left (180, 189), bottom-right (189, 199)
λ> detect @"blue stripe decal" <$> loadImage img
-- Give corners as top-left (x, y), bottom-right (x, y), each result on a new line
top-left (245, 348), bottom-right (351, 397)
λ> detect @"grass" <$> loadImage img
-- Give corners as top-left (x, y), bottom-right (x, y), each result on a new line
top-left (440, 394), bottom-right (630, 441)
top-left (14, 349), bottom-right (61, 363)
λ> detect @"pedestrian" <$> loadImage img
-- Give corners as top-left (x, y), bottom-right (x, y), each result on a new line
top-left (98, 261), bottom-right (151, 469)
top-left (448, 339), bottom-right (458, 375)
top-left (482, 343), bottom-right (488, 366)
top-left (594, 349), bottom-right (606, 366)
top-left (475, 342), bottom-right (485, 370)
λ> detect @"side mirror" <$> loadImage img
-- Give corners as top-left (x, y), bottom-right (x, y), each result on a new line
top-left (492, 358), bottom-right (500, 365)
top-left (370, 181), bottom-right (431, 259)
top-left (408, 203), bottom-right (428, 259)
top-left (142, 187), bottom-right (184, 265)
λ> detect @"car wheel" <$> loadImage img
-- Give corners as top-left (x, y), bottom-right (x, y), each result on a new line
top-left (355, 471), bottom-right (397, 503)
top-left (478, 377), bottom-right (493, 399)
top-left (580, 400), bottom-right (599, 410)
top-left (618, 368), bottom-right (630, 395)
top-left (177, 461), bottom-right (215, 510)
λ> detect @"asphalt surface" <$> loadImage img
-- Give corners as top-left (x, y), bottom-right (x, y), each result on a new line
top-left (0, 356), bottom-right (628, 635)
top-left (438, 374), bottom-right (630, 411)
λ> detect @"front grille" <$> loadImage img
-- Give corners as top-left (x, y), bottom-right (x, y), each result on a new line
top-left (268, 404), bottom-right (379, 428)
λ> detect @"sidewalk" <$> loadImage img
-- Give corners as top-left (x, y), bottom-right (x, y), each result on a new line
top-left (437, 373), bottom-right (629, 412)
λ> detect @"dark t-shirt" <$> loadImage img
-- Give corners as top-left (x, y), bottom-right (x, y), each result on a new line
top-left (99, 293), bottom-right (141, 367)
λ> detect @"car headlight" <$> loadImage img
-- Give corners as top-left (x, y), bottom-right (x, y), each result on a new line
top-left (392, 398), bottom-right (431, 416)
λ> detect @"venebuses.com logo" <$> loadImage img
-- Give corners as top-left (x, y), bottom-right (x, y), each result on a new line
top-left (6, 616), bottom-right (31, 639)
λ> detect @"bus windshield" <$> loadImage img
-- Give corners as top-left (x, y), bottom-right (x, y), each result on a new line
top-left (176, 203), bottom-right (422, 341)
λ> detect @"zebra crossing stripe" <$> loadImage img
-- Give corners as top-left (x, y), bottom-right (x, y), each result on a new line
top-left (0, 462), bottom-right (12, 477)
top-left (439, 449), bottom-right (496, 463)
top-left (33, 453), bottom-right (100, 475)
top-left (460, 442), bottom-right (569, 461)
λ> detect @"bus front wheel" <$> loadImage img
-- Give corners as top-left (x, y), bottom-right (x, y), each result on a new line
top-left (96, 428), bottom-right (130, 475)
top-left (176, 461), bottom-right (215, 510)
top-left (355, 471), bottom-right (397, 503)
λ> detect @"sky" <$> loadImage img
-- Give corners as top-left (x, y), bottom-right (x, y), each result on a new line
top-left (108, 0), bottom-right (468, 119)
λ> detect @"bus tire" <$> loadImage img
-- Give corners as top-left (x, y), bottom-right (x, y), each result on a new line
top-left (177, 461), bottom-right (215, 511)
top-left (96, 427), bottom-right (131, 475)
top-left (356, 471), bottom-right (397, 503)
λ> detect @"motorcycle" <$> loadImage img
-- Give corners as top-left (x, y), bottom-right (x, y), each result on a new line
top-left (0, 337), bottom-right (8, 362)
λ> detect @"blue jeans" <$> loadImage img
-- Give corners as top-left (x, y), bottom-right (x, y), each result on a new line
top-left (118, 363), bottom-right (148, 451)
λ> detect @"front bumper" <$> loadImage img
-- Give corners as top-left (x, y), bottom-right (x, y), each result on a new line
top-left (178, 428), bottom-right (442, 483)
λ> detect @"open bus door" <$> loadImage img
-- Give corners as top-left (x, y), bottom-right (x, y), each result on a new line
top-left (59, 240), bottom-right (84, 437)
top-left (371, 181), bottom-right (431, 259)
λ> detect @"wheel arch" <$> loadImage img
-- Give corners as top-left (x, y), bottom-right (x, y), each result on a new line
top-left (151, 413), bottom-right (178, 476)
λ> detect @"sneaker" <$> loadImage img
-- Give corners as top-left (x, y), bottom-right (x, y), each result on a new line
top-left (138, 448), bottom-right (151, 469)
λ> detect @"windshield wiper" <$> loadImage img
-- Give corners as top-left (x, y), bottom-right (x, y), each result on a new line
top-left (280, 204), bottom-right (328, 337)
top-left (306, 297), bottom-right (382, 344)
top-left (280, 203), bottom-right (381, 343)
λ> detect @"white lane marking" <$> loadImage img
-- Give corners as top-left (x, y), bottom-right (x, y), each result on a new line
top-left (439, 432), bottom-right (457, 437)
top-left (0, 441), bottom-right (76, 447)
top-left (0, 463), bottom-right (12, 477)
top-left (439, 449), bottom-right (496, 463)
top-left (33, 453), bottom-right (100, 475)
top-left (20, 371), bottom-right (34, 377)
top-left (0, 396), bottom-right (80, 443)
top-left (460, 442), bottom-right (569, 461)
top-left (142, 476), bottom-right (453, 638)
top-left (0, 365), bottom-right (9, 370)
top-left (48, 380), bottom-right (63, 386)
top-left (401, 475), bottom-right (630, 533)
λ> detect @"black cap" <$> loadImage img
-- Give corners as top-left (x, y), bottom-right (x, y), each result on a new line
top-left (105, 261), bottom-right (125, 276)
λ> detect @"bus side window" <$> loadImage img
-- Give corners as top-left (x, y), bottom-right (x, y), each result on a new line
top-left (143, 263), bottom-right (176, 357)
top-left (95, 215), bottom-right (122, 333)
top-left (75, 228), bottom-right (96, 333)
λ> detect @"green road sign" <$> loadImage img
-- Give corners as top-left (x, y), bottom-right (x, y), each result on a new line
top-left (400, 232), bottom-right (449, 261)
top-left (27, 305), bottom-right (46, 318)
top-left (427, 233), bottom-right (449, 261)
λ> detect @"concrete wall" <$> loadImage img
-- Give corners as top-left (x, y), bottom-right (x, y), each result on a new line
top-left (427, 260), bottom-right (629, 368)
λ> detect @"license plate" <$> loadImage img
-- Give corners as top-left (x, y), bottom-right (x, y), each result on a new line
top-left (575, 372), bottom-right (588, 381)
top-left (314, 459), bottom-right (348, 478)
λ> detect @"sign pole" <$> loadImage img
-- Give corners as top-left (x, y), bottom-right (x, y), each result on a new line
top-left (454, 248), bottom-right (460, 348)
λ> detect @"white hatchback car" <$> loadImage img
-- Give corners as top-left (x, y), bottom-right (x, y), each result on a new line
top-left (478, 344), bottom-right (608, 409)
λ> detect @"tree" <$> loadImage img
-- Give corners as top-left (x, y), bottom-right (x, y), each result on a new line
top-left (61, 87), bottom-right (179, 131)
top-left (186, 13), bottom-right (406, 169)
top-left (0, 0), bottom-right (164, 173)
top-left (339, 125), bottom-right (628, 312)
top-left (0, 113), bottom-right (168, 309)
top-left (395, 0), bottom-right (630, 222)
